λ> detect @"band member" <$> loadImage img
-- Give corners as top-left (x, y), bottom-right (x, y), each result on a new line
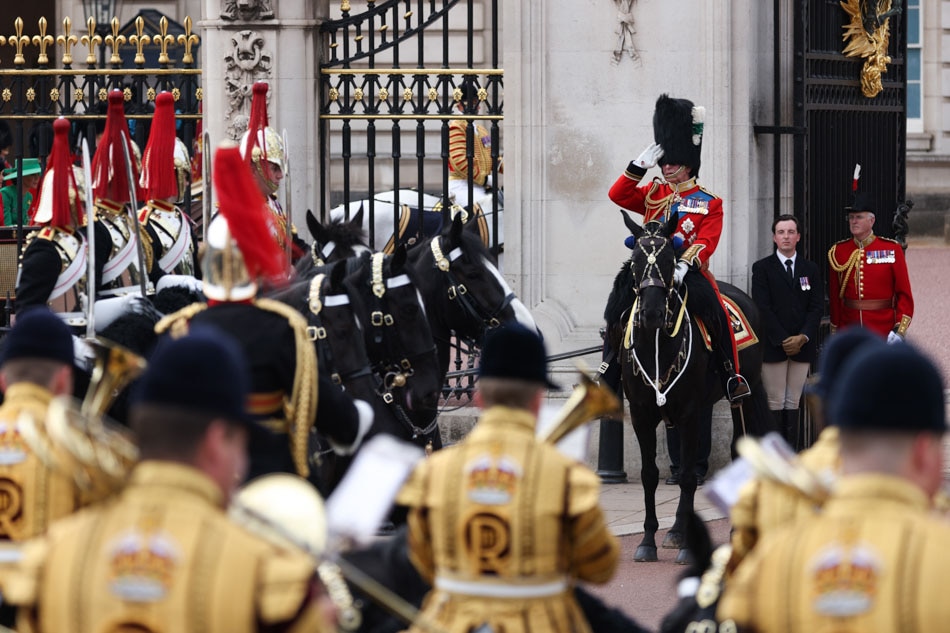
top-left (15, 118), bottom-right (110, 315)
top-left (827, 166), bottom-right (913, 341)
top-left (448, 78), bottom-right (503, 210)
top-left (398, 322), bottom-right (619, 633)
top-left (155, 144), bottom-right (370, 485)
top-left (608, 94), bottom-right (750, 402)
top-left (0, 308), bottom-right (84, 542)
top-left (90, 90), bottom-right (150, 296)
top-left (138, 91), bottom-right (199, 282)
top-left (0, 327), bottom-right (336, 633)
top-left (240, 81), bottom-right (306, 266)
top-left (719, 342), bottom-right (948, 631)
top-left (751, 214), bottom-right (823, 448)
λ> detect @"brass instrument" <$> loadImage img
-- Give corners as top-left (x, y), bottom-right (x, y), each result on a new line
top-left (735, 434), bottom-right (832, 505)
top-left (19, 337), bottom-right (144, 498)
top-left (231, 473), bottom-right (448, 633)
top-left (539, 362), bottom-right (623, 445)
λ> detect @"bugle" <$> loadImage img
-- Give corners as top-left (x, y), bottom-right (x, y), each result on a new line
top-left (539, 362), bottom-right (622, 445)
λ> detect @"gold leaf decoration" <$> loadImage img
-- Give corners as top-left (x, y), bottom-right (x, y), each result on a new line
top-left (841, 0), bottom-right (895, 98)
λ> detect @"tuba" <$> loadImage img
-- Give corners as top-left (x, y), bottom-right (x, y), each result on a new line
top-left (20, 337), bottom-right (144, 499)
top-left (539, 362), bottom-right (623, 445)
top-left (735, 433), bottom-right (833, 505)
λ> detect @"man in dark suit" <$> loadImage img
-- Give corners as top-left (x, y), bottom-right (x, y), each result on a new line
top-left (751, 214), bottom-right (823, 449)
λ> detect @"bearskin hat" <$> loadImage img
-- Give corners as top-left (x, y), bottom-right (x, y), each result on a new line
top-left (844, 163), bottom-right (875, 214)
top-left (653, 94), bottom-right (704, 177)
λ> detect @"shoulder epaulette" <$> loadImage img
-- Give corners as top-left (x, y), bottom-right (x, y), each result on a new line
top-left (697, 185), bottom-right (721, 200)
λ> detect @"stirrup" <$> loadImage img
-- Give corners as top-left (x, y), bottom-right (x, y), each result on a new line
top-left (726, 374), bottom-right (751, 403)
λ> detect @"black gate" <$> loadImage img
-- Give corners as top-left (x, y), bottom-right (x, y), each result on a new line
top-left (317, 0), bottom-right (503, 252)
top-left (794, 0), bottom-right (908, 263)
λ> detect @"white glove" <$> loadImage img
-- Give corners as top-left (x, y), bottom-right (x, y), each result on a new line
top-left (633, 142), bottom-right (665, 170)
top-left (673, 260), bottom-right (690, 286)
top-left (887, 330), bottom-right (904, 345)
top-left (157, 274), bottom-right (203, 296)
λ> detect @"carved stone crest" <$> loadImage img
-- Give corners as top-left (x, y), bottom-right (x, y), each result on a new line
top-left (223, 30), bottom-right (273, 139)
top-left (220, 0), bottom-right (275, 21)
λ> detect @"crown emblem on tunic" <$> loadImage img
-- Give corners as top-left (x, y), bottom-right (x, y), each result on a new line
top-left (108, 529), bottom-right (180, 603)
top-left (465, 454), bottom-right (522, 505)
top-left (810, 541), bottom-right (880, 617)
top-left (0, 423), bottom-right (28, 466)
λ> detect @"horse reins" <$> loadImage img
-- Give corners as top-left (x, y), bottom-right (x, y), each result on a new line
top-left (429, 236), bottom-right (515, 337)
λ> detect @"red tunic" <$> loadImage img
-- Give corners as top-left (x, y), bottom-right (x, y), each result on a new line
top-left (609, 163), bottom-right (740, 370)
top-left (827, 234), bottom-right (914, 337)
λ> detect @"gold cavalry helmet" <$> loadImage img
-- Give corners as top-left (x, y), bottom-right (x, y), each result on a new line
top-left (202, 142), bottom-right (286, 301)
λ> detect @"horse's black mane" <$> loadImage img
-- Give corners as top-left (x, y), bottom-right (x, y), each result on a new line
top-left (604, 257), bottom-right (635, 326)
top-left (321, 215), bottom-right (369, 249)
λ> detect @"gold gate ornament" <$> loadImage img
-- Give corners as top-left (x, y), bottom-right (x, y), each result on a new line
top-left (841, 0), bottom-right (900, 99)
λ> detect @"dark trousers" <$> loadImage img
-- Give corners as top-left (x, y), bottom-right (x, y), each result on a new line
top-left (667, 405), bottom-right (713, 478)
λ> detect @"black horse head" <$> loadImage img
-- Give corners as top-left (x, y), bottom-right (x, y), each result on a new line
top-left (304, 207), bottom-right (371, 270)
top-left (344, 247), bottom-right (442, 430)
top-left (621, 210), bottom-right (680, 333)
top-left (408, 213), bottom-right (538, 357)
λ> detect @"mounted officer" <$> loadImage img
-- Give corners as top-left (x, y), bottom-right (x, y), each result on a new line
top-left (138, 91), bottom-right (200, 284)
top-left (155, 143), bottom-right (371, 487)
top-left (607, 94), bottom-right (750, 403)
top-left (15, 117), bottom-right (110, 319)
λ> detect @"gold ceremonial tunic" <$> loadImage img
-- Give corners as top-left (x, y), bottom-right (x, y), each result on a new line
top-left (0, 461), bottom-right (330, 633)
top-left (0, 384), bottom-right (83, 541)
top-left (397, 406), bottom-right (619, 633)
top-left (728, 426), bottom-right (840, 573)
top-left (719, 474), bottom-right (950, 632)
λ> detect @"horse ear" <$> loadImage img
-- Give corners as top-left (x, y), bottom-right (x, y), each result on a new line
top-left (306, 210), bottom-right (325, 244)
top-left (664, 217), bottom-right (678, 240)
top-left (448, 211), bottom-right (465, 245)
top-left (391, 243), bottom-right (408, 272)
top-left (620, 209), bottom-right (643, 239)
top-left (352, 206), bottom-right (364, 229)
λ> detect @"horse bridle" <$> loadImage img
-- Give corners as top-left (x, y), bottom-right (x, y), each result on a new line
top-left (307, 266), bottom-right (438, 438)
top-left (631, 232), bottom-right (684, 334)
top-left (429, 236), bottom-right (514, 339)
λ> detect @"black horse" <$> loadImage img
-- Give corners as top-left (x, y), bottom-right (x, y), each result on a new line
top-left (303, 208), bottom-right (372, 269)
top-left (605, 214), bottom-right (772, 563)
top-left (406, 212), bottom-right (538, 384)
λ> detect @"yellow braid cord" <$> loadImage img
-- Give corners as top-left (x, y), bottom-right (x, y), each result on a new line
top-left (669, 287), bottom-right (688, 337)
top-left (254, 298), bottom-right (318, 478)
top-left (153, 302), bottom-right (209, 339)
top-left (643, 180), bottom-right (673, 222)
top-left (623, 297), bottom-right (638, 350)
top-left (827, 243), bottom-right (862, 299)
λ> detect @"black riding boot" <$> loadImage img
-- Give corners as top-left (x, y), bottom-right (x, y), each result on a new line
top-left (783, 408), bottom-right (801, 452)
top-left (771, 409), bottom-right (784, 439)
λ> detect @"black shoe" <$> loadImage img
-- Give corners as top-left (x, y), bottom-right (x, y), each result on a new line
top-left (665, 473), bottom-right (680, 485)
top-left (726, 374), bottom-right (751, 402)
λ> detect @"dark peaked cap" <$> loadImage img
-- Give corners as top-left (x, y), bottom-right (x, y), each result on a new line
top-left (829, 342), bottom-right (947, 433)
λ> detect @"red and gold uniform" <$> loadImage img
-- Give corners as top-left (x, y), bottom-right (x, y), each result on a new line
top-left (719, 474), bottom-right (950, 632)
top-left (448, 119), bottom-right (502, 209)
top-left (397, 406), bottom-right (619, 633)
top-left (609, 163), bottom-right (741, 370)
top-left (827, 233), bottom-right (913, 338)
top-left (0, 461), bottom-right (329, 633)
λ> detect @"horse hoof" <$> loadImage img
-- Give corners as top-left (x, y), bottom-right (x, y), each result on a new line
top-left (662, 531), bottom-right (686, 550)
top-left (675, 548), bottom-right (693, 566)
top-left (634, 546), bottom-right (658, 562)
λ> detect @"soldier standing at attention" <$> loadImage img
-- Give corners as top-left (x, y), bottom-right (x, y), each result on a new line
top-left (0, 327), bottom-right (337, 633)
top-left (828, 165), bottom-right (913, 341)
top-left (397, 322), bottom-right (619, 633)
top-left (607, 93), bottom-right (750, 402)
top-left (718, 342), bottom-right (949, 631)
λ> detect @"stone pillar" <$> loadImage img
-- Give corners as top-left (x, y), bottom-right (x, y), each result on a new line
top-left (199, 0), bottom-right (322, 228)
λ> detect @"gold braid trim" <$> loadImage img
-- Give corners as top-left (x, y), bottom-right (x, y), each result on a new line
top-left (827, 242), bottom-right (862, 299)
top-left (643, 179), bottom-right (673, 222)
top-left (253, 298), bottom-right (319, 478)
top-left (153, 302), bottom-right (209, 338)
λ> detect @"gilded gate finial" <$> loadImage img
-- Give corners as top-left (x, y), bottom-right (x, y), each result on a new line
top-left (104, 17), bottom-right (126, 65)
top-left (157, 16), bottom-right (175, 65)
top-left (58, 17), bottom-right (79, 66)
top-left (11, 17), bottom-right (30, 66)
top-left (81, 17), bottom-right (103, 66)
top-left (178, 17), bottom-right (200, 65)
top-left (129, 16), bottom-right (151, 65)
top-left (32, 18), bottom-right (55, 65)
top-left (840, 0), bottom-right (899, 98)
